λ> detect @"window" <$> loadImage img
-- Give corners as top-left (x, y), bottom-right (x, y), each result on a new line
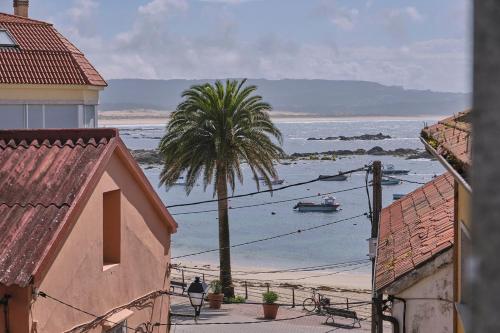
top-left (44, 104), bottom-right (79, 128)
top-left (84, 105), bottom-right (96, 128)
top-left (103, 190), bottom-right (121, 267)
top-left (0, 29), bottom-right (16, 47)
top-left (0, 104), bottom-right (24, 128)
top-left (27, 105), bottom-right (43, 128)
top-left (106, 321), bottom-right (127, 333)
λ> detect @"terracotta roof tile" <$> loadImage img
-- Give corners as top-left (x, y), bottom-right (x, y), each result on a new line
top-left (375, 173), bottom-right (455, 291)
top-left (0, 13), bottom-right (106, 86)
top-left (0, 129), bottom-right (117, 287)
top-left (421, 110), bottom-right (471, 174)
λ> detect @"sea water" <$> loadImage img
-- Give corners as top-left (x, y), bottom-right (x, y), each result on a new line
top-left (115, 118), bottom-right (444, 272)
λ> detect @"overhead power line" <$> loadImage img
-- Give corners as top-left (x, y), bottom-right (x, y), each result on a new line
top-left (171, 213), bottom-right (367, 260)
top-left (175, 258), bottom-right (370, 275)
top-left (170, 185), bottom-right (367, 216)
top-left (166, 166), bottom-right (368, 209)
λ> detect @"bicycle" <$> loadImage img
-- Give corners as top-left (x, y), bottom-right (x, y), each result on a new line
top-left (302, 288), bottom-right (330, 313)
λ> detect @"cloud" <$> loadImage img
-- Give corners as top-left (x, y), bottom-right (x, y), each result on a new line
top-left (315, 1), bottom-right (359, 30)
top-left (382, 6), bottom-right (425, 43)
top-left (54, 0), bottom-right (470, 92)
top-left (387, 6), bottom-right (424, 22)
top-left (138, 0), bottom-right (188, 16)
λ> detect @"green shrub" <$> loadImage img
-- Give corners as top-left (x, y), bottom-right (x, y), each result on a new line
top-left (226, 295), bottom-right (246, 303)
top-left (209, 280), bottom-right (222, 294)
top-left (262, 291), bottom-right (279, 304)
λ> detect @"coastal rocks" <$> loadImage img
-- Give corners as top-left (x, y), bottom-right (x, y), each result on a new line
top-left (129, 146), bottom-right (433, 166)
top-left (129, 149), bottom-right (163, 165)
top-left (307, 133), bottom-right (391, 141)
top-left (288, 147), bottom-right (432, 160)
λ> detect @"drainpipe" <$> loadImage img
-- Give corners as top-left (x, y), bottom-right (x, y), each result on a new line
top-left (390, 296), bottom-right (407, 333)
top-left (1, 294), bottom-right (11, 333)
top-left (376, 297), bottom-right (401, 333)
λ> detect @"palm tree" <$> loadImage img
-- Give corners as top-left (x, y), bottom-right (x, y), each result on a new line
top-left (158, 79), bottom-right (284, 297)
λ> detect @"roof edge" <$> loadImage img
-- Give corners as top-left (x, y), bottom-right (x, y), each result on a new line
top-left (114, 138), bottom-right (178, 232)
top-left (377, 247), bottom-right (453, 294)
top-left (30, 137), bottom-right (119, 287)
top-left (0, 12), bottom-right (52, 25)
top-left (0, 128), bottom-right (118, 144)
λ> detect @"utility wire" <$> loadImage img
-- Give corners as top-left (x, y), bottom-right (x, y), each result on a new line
top-left (37, 291), bottom-right (139, 331)
top-left (159, 313), bottom-right (317, 326)
top-left (388, 177), bottom-right (428, 185)
top-left (170, 185), bottom-right (367, 216)
top-left (175, 258), bottom-right (370, 275)
top-left (166, 166), bottom-right (368, 208)
top-left (174, 260), bottom-right (371, 283)
top-left (171, 213), bottom-right (367, 259)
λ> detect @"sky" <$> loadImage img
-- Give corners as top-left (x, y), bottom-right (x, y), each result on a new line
top-left (2, 0), bottom-right (472, 92)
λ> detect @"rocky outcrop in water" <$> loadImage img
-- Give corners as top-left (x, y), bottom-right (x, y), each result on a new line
top-left (130, 149), bottom-right (163, 165)
top-left (130, 146), bottom-right (432, 165)
top-left (307, 133), bottom-right (391, 141)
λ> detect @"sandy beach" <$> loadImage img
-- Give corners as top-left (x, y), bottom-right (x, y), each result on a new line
top-left (98, 109), bottom-right (444, 126)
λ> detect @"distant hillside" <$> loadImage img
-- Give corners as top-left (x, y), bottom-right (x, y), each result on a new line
top-left (99, 79), bottom-right (470, 116)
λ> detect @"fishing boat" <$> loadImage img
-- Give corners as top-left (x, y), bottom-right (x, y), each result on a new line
top-left (382, 164), bottom-right (410, 175)
top-left (393, 193), bottom-right (406, 200)
top-left (270, 179), bottom-right (285, 185)
top-left (318, 173), bottom-right (348, 181)
top-left (293, 196), bottom-right (340, 212)
top-left (173, 176), bottom-right (187, 185)
top-left (381, 177), bottom-right (401, 185)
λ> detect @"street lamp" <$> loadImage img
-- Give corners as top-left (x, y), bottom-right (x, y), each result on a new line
top-left (187, 277), bottom-right (208, 322)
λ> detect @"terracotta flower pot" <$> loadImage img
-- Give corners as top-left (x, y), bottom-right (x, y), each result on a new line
top-left (262, 303), bottom-right (279, 319)
top-left (208, 293), bottom-right (224, 309)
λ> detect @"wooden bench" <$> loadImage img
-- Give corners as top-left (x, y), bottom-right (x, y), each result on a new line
top-left (170, 281), bottom-right (187, 295)
top-left (324, 307), bottom-right (361, 328)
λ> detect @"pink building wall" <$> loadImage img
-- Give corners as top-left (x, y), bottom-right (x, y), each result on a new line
top-left (0, 151), bottom-right (173, 333)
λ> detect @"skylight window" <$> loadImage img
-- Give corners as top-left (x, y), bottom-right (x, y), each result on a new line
top-left (0, 29), bottom-right (16, 47)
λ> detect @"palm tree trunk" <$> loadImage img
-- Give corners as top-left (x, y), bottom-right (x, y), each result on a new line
top-left (217, 167), bottom-right (234, 298)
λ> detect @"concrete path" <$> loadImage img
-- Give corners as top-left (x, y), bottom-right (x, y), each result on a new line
top-left (170, 296), bottom-right (375, 332)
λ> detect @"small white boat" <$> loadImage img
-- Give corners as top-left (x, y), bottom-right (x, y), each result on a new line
top-left (381, 177), bottom-right (401, 186)
top-left (173, 176), bottom-right (187, 185)
top-left (382, 164), bottom-right (410, 175)
top-left (259, 177), bottom-right (284, 185)
top-left (294, 196), bottom-right (340, 212)
top-left (318, 173), bottom-right (348, 181)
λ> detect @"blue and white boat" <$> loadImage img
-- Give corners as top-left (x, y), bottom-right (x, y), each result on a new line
top-left (294, 196), bottom-right (341, 212)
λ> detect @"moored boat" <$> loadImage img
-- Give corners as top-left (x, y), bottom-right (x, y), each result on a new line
top-left (381, 177), bottom-right (401, 185)
top-left (318, 173), bottom-right (348, 181)
top-left (293, 196), bottom-right (340, 212)
top-left (382, 164), bottom-right (410, 175)
top-left (393, 193), bottom-right (406, 200)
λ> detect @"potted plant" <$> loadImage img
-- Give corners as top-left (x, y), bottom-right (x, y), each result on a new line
top-left (262, 291), bottom-right (279, 319)
top-left (207, 280), bottom-right (224, 309)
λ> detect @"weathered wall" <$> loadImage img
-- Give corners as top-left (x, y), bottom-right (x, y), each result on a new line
top-left (392, 263), bottom-right (453, 333)
top-left (455, 183), bottom-right (471, 333)
top-left (0, 84), bottom-right (101, 104)
top-left (28, 151), bottom-right (172, 333)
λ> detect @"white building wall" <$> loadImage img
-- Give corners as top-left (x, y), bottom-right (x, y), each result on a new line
top-left (391, 263), bottom-right (453, 333)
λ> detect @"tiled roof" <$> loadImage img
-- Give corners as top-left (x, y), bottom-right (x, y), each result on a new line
top-left (375, 173), bottom-right (454, 291)
top-left (421, 110), bottom-right (471, 175)
top-left (0, 129), bottom-right (114, 286)
top-left (0, 129), bottom-right (176, 287)
top-left (0, 13), bottom-right (106, 86)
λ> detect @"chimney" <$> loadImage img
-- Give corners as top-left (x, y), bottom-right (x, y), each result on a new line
top-left (13, 0), bottom-right (29, 18)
